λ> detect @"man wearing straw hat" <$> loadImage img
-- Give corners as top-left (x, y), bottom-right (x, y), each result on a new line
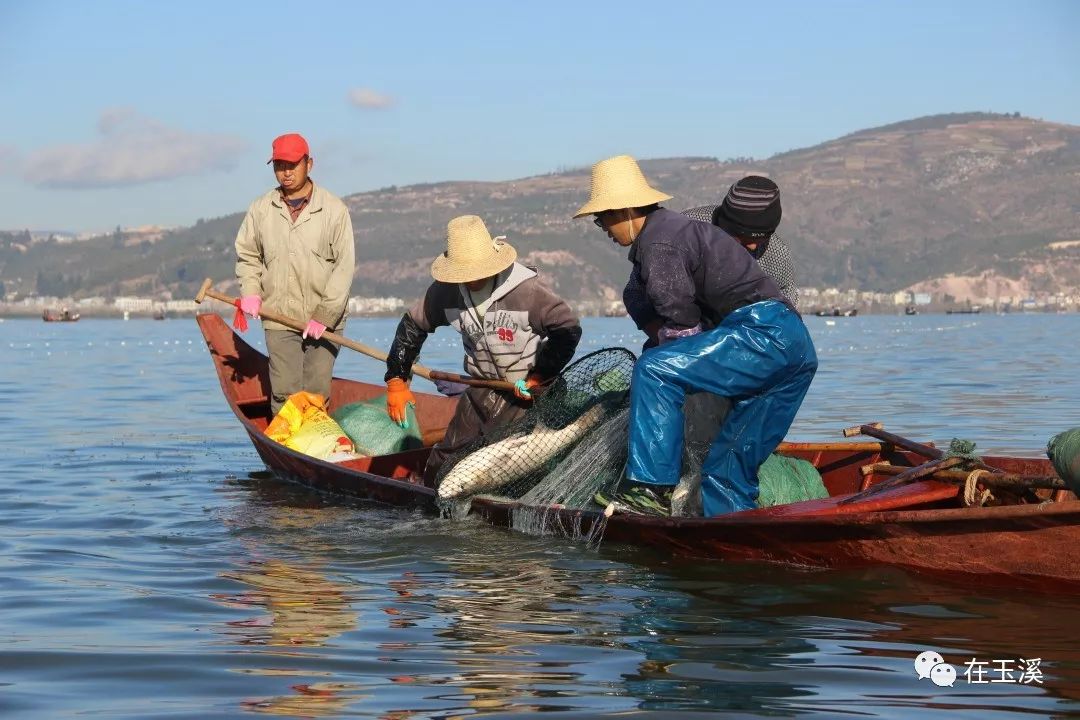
top-left (383, 214), bottom-right (582, 485)
top-left (235, 133), bottom-right (355, 416)
top-left (575, 155), bottom-right (817, 517)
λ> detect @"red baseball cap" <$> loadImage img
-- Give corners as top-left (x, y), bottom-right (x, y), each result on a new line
top-left (267, 133), bottom-right (309, 164)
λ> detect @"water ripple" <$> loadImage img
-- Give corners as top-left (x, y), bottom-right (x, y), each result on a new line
top-left (1, 316), bottom-right (1078, 718)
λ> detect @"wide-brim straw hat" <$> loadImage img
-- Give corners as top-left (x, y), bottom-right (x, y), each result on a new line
top-left (431, 215), bottom-right (517, 283)
top-left (573, 154), bottom-right (673, 218)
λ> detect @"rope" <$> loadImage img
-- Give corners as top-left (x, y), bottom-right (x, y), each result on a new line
top-left (963, 469), bottom-right (993, 507)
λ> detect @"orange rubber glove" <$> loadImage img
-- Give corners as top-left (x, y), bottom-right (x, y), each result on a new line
top-left (513, 375), bottom-right (542, 401)
top-left (386, 377), bottom-right (417, 428)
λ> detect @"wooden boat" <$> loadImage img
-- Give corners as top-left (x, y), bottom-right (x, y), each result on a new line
top-left (43, 308), bottom-right (80, 322)
top-left (813, 307), bottom-right (858, 317)
top-left (197, 313), bottom-right (1080, 591)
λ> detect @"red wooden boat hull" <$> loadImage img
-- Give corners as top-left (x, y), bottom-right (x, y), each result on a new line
top-left (197, 313), bottom-right (1080, 590)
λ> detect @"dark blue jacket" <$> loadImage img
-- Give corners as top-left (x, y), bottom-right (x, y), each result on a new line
top-left (627, 208), bottom-right (793, 333)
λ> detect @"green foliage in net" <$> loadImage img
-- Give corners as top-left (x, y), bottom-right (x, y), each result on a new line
top-left (331, 395), bottom-right (422, 456)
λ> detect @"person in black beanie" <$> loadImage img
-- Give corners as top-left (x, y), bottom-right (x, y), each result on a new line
top-left (686, 176), bottom-right (798, 309)
top-left (624, 176), bottom-right (799, 351)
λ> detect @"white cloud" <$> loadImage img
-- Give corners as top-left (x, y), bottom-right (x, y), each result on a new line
top-left (23, 108), bottom-right (247, 189)
top-left (348, 87), bottom-right (395, 110)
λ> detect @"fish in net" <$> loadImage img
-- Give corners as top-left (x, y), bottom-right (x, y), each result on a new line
top-left (434, 348), bottom-right (637, 514)
top-left (507, 392), bottom-right (731, 541)
top-left (434, 345), bottom-right (810, 534)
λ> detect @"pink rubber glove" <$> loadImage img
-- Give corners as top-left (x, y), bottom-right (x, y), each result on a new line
top-left (239, 295), bottom-right (261, 318)
top-left (302, 319), bottom-right (327, 340)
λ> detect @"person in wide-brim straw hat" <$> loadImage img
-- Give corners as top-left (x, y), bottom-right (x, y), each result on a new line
top-left (383, 214), bottom-right (582, 487)
top-left (430, 215), bottom-right (518, 283)
top-left (573, 154), bottom-right (673, 219)
top-left (575, 154), bottom-right (817, 520)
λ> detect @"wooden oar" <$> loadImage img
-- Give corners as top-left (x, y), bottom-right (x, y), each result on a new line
top-left (839, 455), bottom-right (967, 504)
top-left (194, 279), bottom-right (515, 392)
top-left (844, 421), bottom-right (1003, 474)
top-left (778, 441), bottom-right (890, 453)
top-left (861, 462), bottom-right (1067, 491)
top-left (838, 422), bottom-right (1008, 504)
top-left (843, 422), bottom-right (942, 459)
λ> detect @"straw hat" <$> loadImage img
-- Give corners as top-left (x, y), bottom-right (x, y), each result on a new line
top-left (430, 215), bottom-right (517, 283)
top-left (573, 154), bottom-right (673, 218)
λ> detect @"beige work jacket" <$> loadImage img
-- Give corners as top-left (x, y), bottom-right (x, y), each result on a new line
top-left (234, 182), bottom-right (355, 332)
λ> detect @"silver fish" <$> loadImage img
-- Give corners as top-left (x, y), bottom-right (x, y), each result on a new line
top-left (438, 403), bottom-right (607, 500)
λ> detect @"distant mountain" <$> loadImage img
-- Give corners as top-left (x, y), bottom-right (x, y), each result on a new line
top-left (2, 112), bottom-right (1078, 304)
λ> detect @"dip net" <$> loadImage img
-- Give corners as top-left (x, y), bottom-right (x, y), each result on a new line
top-left (434, 348), bottom-right (637, 520)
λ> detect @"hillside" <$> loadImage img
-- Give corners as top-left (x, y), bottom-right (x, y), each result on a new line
top-left (2, 112), bottom-right (1078, 304)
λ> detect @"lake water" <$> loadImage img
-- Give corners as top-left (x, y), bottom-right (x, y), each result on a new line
top-left (3, 313), bottom-right (1079, 718)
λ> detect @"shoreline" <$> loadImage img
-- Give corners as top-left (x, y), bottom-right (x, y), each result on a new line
top-left (2, 307), bottom-right (1077, 320)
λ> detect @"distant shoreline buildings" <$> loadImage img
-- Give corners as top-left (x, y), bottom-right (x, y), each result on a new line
top-left (1, 285), bottom-right (1076, 319)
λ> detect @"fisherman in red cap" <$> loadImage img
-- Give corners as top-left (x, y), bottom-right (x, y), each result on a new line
top-left (235, 133), bottom-right (356, 416)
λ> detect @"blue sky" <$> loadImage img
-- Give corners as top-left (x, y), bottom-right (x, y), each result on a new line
top-left (1, 0), bottom-right (1077, 233)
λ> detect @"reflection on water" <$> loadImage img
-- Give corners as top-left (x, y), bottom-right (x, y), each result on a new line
top-left (3, 316), bottom-right (1080, 718)
top-left (217, 558), bottom-right (356, 647)
top-left (374, 556), bottom-right (615, 716)
top-left (210, 483), bottom-right (365, 716)
top-left (240, 680), bottom-right (369, 718)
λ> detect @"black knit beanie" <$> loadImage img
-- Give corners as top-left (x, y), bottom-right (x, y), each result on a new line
top-left (715, 176), bottom-right (781, 239)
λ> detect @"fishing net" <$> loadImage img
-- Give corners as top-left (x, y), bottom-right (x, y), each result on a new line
top-left (670, 393), bottom-right (731, 516)
top-left (507, 392), bottom-right (732, 537)
top-left (757, 454), bottom-right (829, 507)
top-left (1047, 427), bottom-right (1080, 495)
top-left (331, 395), bottom-right (423, 457)
top-left (944, 437), bottom-right (980, 461)
top-left (435, 345), bottom-right (829, 531)
top-left (434, 348), bottom-right (637, 514)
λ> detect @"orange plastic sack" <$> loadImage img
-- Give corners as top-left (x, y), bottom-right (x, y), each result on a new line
top-left (265, 391), bottom-right (355, 459)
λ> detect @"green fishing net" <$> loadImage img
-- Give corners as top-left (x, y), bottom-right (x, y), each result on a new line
top-left (756, 454), bottom-right (830, 507)
top-left (1047, 427), bottom-right (1080, 495)
top-left (331, 395), bottom-right (423, 457)
top-left (945, 438), bottom-right (980, 461)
